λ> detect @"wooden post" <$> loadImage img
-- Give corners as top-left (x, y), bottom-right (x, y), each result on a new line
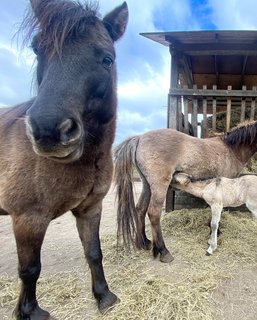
top-left (191, 84), bottom-right (198, 137)
top-left (212, 85), bottom-right (217, 133)
top-left (202, 85), bottom-right (207, 138)
top-left (240, 86), bottom-right (246, 123)
top-left (250, 86), bottom-right (256, 121)
top-left (184, 96), bottom-right (189, 134)
top-left (178, 98), bottom-right (183, 132)
top-left (168, 96), bottom-right (178, 129)
top-left (166, 46), bottom-right (180, 212)
top-left (226, 86), bottom-right (232, 132)
top-left (167, 47), bottom-right (179, 130)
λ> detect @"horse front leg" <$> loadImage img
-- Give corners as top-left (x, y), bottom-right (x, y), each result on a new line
top-left (12, 215), bottom-right (50, 320)
top-left (206, 204), bottom-right (222, 255)
top-left (73, 202), bottom-right (118, 312)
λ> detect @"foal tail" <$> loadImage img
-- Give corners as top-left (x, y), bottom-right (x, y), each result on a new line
top-left (113, 135), bottom-right (140, 247)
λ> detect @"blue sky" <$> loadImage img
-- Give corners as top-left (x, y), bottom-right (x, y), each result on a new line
top-left (1, 0), bottom-right (257, 144)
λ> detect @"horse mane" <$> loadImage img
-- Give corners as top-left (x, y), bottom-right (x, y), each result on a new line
top-left (20, 0), bottom-right (99, 59)
top-left (224, 120), bottom-right (257, 147)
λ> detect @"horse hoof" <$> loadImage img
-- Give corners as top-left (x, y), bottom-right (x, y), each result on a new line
top-left (13, 305), bottom-right (50, 320)
top-left (205, 251), bottom-right (212, 256)
top-left (99, 291), bottom-right (119, 313)
top-left (160, 251), bottom-right (174, 263)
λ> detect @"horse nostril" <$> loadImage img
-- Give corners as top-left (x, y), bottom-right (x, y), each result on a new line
top-left (59, 118), bottom-right (82, 145)
top-left (26, 116), bottom-right (41, 141)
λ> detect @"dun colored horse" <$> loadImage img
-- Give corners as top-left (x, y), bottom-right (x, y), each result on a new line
top-left (114, 122), bottom-right (257, 263)
top-left (1, 0), bottom-right (128, 319)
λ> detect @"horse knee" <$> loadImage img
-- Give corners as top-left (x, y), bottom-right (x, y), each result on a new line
top-left (210, 221), bottom-right (218, 231)
top-left (86, 249), bottom-right (102, 266)
top-left (19, 263), bottom-right (41, 285)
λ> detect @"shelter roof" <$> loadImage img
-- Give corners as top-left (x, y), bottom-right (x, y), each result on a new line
top-left (141, 30), bottom-right (257, 89)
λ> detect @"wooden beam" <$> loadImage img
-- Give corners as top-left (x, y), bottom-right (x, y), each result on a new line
top-left (169, 88), bottom-right (257, 97)
top-left (165, 39), bottom-right (257, 55)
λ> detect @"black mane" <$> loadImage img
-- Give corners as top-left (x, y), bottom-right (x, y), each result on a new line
top-left (224, 121), bottom-right (257, 147)
top-left (21, 0), bottom-right (99, 58)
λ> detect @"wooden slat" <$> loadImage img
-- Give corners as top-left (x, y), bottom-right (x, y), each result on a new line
top-left (250, 98), bottom-right (256, 121)
top-left (168, 96), bottom-right (178, 129)
top-left (240, 85), bottom-right (246, 122)
top-left (184, 97), bottom-right (189, 134)
top-left (212, 85), bottom-right (217, 132)
top-left (192, 97), bottom-right (198, 136)
top-left (226, 86), bottom-right (232, 131)
top-left (178, 98), bottom-right (183, 132)
top-left (250, 86), bottom-right (256, 121)
top-left (240, 99), bottom-right (246, 122)
top-left (202, 85), bottom-right (207, 138)
top-left (226, 97), bottom-right (232, 131)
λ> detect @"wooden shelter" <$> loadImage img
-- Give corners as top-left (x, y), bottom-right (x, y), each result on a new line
top-left (141, 30), bottom-right (257, 211)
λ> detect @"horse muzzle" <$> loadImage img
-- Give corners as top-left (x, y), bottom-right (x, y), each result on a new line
top-left (25, 116), bottom-right (84, 163)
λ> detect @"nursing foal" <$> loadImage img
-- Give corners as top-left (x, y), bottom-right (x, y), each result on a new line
top-left (172, 172), bottom-right (257, 255)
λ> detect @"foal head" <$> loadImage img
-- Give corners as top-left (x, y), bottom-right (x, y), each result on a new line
top-left (25, 0), bottom-right (128, 163)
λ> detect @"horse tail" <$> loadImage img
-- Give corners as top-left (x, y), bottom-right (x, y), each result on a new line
top-left (113, 135), bottom-right (140, 247)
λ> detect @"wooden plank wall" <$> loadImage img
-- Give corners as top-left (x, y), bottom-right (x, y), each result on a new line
top-left (171, 85), bottom-right (257, 138)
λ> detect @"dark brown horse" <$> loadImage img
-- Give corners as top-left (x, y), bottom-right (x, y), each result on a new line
top-left (114, 122), bottom-right (257, 263)
top-left (0, 1), bottom-right (128, 319)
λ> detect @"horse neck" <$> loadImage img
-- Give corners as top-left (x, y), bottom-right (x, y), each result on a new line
top-left (231, 143), bottom-right (257, 165)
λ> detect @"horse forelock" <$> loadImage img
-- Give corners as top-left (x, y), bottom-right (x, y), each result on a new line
top-left (224, 120), bottom-right (257, 147)
top-left (21, 0), bottom-right (100, 59)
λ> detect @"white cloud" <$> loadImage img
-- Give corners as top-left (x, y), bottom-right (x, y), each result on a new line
top-left (0, 0), bottom-right (200, 143)
top-left (208, 0), bottom-right (257, 29)
top-left (118, 59), bottom-right (170, 100)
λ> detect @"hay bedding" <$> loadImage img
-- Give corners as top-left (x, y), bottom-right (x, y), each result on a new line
top-left (1, 209), bottom-right (257, 320)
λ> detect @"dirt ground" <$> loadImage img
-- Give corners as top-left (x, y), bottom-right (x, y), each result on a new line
top-left (1, 182), bottom-right (257, 319)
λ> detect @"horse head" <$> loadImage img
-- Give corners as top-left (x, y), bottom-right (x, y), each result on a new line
top-left (25, 0), bottom-right (128, 163)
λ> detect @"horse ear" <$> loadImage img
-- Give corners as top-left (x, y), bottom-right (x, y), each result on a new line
top-left (103, 2), bottom-right (128, 42)
top-left (30, 0), bottom-right (40, 11)
top-left (30, 0), bottom-right (42, 17)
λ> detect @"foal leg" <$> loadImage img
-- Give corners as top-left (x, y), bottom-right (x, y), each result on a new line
top-left (135, 178), bottom-right (151, 250)
top-left (245, 201), bottom-right (257, 219)
top-left (74, 202), bottom-right (117, 312)
top-left (147, 183), bottom-right (174, 263)
top-left (12, 215), bottom-right (50, 320)
top-left (206, 204), bottom-right (222, 255)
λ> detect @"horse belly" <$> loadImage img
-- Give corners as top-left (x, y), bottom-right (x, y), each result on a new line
top-left (221, 185), bottom-right (245, 208)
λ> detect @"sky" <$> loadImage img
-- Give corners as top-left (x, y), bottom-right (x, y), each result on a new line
top-left (1, 0), bottom-right (257, 144)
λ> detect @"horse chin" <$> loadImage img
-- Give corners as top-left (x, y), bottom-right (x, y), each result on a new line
top-left (33, 144), bottom-right (84, 164)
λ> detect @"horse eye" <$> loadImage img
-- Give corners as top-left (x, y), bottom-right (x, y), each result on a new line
top-left (102, 56), bottom-right (113, 68)
top-left (31, 44), bottom-right (38, 55)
